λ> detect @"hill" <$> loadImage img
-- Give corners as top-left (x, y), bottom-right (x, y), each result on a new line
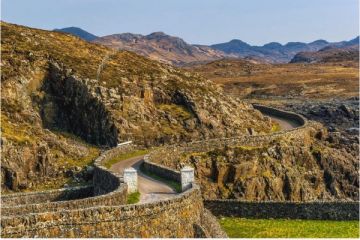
top-left (1, 21), bottom-right (272, 192)
top-left (291, 45), bottom-right (359, 63)
top-left (92, 32), bottom-right (226, 65)
top-left (54, 27), bottom-right (98, 41)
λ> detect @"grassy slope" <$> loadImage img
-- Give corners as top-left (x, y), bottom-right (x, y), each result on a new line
top-left (187, 59), bottom-right (359, 100)
top-left (219, 218), bottom-right (360, 238)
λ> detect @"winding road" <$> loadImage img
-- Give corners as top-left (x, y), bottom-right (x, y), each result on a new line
top-left (110, 107), bottom-right (301, 203)
top-left (110, 156), bottom-right (177, 203)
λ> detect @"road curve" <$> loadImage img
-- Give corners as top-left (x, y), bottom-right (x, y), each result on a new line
top-left (110, 107), bottom-right (301, 203)
top-left (110, 155), bottom-right (177, 203)
top-left (265, 113), bottom-right (301, 130)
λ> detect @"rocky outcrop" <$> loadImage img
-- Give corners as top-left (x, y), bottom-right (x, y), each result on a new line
top-left (39, 62), bottom-right (118, 146)
top-left (1, 142), bottom-right (50, 190)
top-left (151, 117), bottom-right (358, 201)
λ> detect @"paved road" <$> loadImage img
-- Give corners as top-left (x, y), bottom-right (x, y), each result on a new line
top-left (264, 114), bottom-right (300, 130)
top-left (110, 155), bottom-right (177, 203)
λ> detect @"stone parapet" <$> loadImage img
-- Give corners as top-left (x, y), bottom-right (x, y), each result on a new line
top-left (1, 185), bottom-right (204, 238)
top-left (143, 155), bottom-right (181, 182)
top-left (1, 185), bottom-right (93, 207)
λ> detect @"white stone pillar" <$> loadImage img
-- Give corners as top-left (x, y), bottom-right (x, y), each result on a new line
top-left (181, 166), bottom-right (194, 192)
top-left (123, 167), bottom-right (138, 193)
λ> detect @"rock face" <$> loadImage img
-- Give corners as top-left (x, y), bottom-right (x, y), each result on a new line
top-left (155, 130), bottom-right (358, 201)
top-left (285, 98), bottom-right (359, 133)
top-left (40, 63), bottom-right (118, 146)
top-left (93, 32), bottom-right (226, 65)
top-left (284, 98), bottom-right (359, 169)
top-left (1, 22), bottom-right (272, 192)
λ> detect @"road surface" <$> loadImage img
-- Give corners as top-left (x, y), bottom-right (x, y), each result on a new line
top-left (110, 155), bottom-right (177, 203)
top-left (264, 113), bottom-right (301, 130)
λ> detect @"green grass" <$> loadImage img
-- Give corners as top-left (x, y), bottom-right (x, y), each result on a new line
top-left (127, 191), bottom-right (140, 204)
top-left (140, 165), bottom-right (182, 193)
top-left (271, 122), bottom-right (281, 132)
top-left (104, 149), bottom-right (150, 168)
top-left (219, 218), bottom-right (360, 238)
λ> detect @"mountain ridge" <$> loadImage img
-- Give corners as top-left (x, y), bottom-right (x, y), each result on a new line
top-left (56, 26), bottom-right (358, 64)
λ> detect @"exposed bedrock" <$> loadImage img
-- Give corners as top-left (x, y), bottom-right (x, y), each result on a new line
top-left (39, 62), bottom-right (118, 146)
top-left (153, 125), bottom-right (359, 202)
top-left (1, 142), bottom-right (50, 191)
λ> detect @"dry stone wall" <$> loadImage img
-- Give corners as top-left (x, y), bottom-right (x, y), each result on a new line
top-left (253, 104), bottom-right (306, 126)
top-left (1, 186), bottom-right (204, 238)
top-left (1, 185), bottom-right (93, 207)
top-left (2, 146), bottom-right (131, 217)
top-left (143, 155), bottom-right (181, 182)
top-left (205, 200), bottom-right (359, 220)
top-left (93, 144), bottom-right (134, 195)
top-left (1, 186), bottom-right (127, 216)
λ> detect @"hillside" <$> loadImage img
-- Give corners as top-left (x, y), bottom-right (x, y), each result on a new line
top-left (1, 22), bottom-right (272, 193)
top-left (290, 45), bottom-right (359, 63)
top-left (54, 27), bottom-right (98, 41)
top-left (186, 58), bottom-right (359, 99)
top-left (92, 32), bottom-right (226, 65)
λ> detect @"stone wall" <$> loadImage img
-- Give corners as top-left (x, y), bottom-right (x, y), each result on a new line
top-left (205, 200), bottom-right (359, 220)
top-left (1, 185), bottom-right (127, 216)
top-left (1, 185), bottom-right (204, 238)
top-left (143, 155), bottom-right (181, 182)
top-left (199, 209), bottom-right (228, 238)
top-left (253, 104), bottom-right (306, 126)
top-left (93, 144), bottom-right (134, 195)
top-left (1, 146), bottom-right (130, 217)
top-left (1, 185), bottom-right (93, 206)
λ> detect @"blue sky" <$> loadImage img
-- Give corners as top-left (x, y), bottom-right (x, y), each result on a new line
top-left (2, 0), bottom-right (359, 45)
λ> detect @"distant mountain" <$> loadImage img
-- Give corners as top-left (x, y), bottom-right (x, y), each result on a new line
top-left (211, 39), bottom-right (331, 63)
top-left (210, 38), bottom-right (360, 63)
top-left (92, 32), bottom-right (226, 65)
top-left (54, 27), bottom-right (98, 41)
top-left (291, 42), bottom-right (359, 63)
top-left (57, 26), bottom-right (358, 65)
